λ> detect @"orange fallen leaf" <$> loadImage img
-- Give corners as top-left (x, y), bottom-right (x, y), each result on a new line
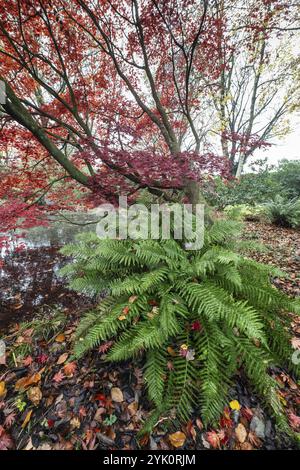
top-left (167, 346), bottom-right (176, 357)
top-left (63, 362), bottom-right (77, 377)
top-left (15, 372), bottom-right (41, 392)
top-left (55, 333), bottom-right (66, 343)
top-left (0, 381), bottom-right (7, 398)
top-left (22, 410), bottom-right (33, 429)
top-left (169, 431), bottom-right (186, 448)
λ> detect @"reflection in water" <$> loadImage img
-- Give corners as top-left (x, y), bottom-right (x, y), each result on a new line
top-left (0, 214), bottom-right (98, 331)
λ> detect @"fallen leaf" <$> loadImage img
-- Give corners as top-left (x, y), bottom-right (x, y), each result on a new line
top-left (15, 372), bottom-right (41, 392)
top-left (235, 423), bottom-right (247, 443)
top-left (205, 431), bottom-right (220, 449)
top-left (27, 386), bottom-right (42, 406)
top-left (57, 353), bottom-right (69, 365)
top-left (240, 441), bottom-right (253, 450)
top-left (63, 362), bottom-right (77, 377)
top-left (291, 337), bottom-right (300, 349)
top-left (70, 417), bottom-right (81, 429)
top-left (127, 401), bottom-right (138, 416)
top-left (23, 356), bottom-right (33, 367)
top-left (167, 346), bottom-right (176, 357)
top-left (169, 431), bottom-right (186, 448)
top-left (0, 340), bottom-right (6, 365)
top-left (55, 333), bottom-right (65, 343)
top-left (289, 412), bottom-right (300, 430)
top-left (53, 371), bottom-right (65, 383)
top-left (21, 410), bottom-right (33, 429)
top-left (0, 381), bottom-right (7, 398)
top-left (111, 387), bottom-right (123, 403)
top-left (129, 296), bottom-right (138, 303)
top-left (229, 400), bottom-right (241, 411)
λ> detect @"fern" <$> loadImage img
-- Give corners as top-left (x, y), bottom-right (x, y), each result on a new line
top-left (60, 218), bottom-right (299, 437)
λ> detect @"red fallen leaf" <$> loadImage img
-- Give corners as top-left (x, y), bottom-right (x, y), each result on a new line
top-left (241, 407), bottom-right (253, 421)
top-left (53, 371), bottom-right (65, 383)
top-left (167, 361), bottom-right (174, 371)
top-left (148, 299), bottom-right (158, 306)
top-left (79, 407), bottom-right (87, 418)
top-left (23, 356), bottom-right (33, 367)
top-left (191, 320), bottom-right (202, 331)
top-left (206, 431), bottom-right (220, 449)
top-left (4, 413), bottom-right (16, 428)
top-left (47, 419), bottom-right (55, 428)
top-left (122, 306), bottom-right (130, 315)
top-left (98, 341), bottom-right (114, 354)
top-left (94, 394), bottom-right (107, 406)
top-left (36, 353), bottom-right (48, 364)
top-left (219, 414), bottom-right (233, 428)
top-left (0, 426), bottom-right (14, 450)
top-left (288, 412), bottom-right (300, 430)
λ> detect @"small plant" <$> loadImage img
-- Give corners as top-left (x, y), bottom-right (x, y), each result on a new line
top-left (224, 204), bottom-right (265, 222)
top-left (264, 195), bottom-right (300, 228)
top-left (60, 219), bottom-right (299, 436)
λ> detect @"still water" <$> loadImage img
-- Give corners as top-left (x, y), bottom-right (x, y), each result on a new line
top-left (0, 213), bottom-right (98, 330)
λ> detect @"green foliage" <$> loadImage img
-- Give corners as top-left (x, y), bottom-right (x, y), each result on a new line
top-left (60, 220), bottom-right (299, 435)
top-left (204, 160), bottom-right (300, 210)
top-left (224, 204), bottom-right (265, 222)
top-left (204, 173), bottom-right (280, 208)
top-left (275, 160), bottom-right (300, 200)
top-left (264, 195), bottom-right (300, 228)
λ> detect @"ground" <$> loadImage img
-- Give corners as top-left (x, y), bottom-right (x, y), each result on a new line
top-left (0, 221), bottom-right (299, 450)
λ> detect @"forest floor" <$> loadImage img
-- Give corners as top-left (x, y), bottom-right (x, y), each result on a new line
top-left (0, 221), bottom-right (299, 451)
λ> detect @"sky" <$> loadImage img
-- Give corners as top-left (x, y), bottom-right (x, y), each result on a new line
top-left (250, 117), bottom-right (300, 168)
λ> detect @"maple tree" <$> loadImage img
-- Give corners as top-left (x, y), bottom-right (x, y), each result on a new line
top-left (0, 0), bottom-right (297, 236)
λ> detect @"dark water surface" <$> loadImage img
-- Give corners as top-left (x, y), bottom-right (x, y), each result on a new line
top-left (0, 214), bottom-right (98, 331)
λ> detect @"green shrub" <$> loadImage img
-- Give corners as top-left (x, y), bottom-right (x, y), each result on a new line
top-left (60, 220), bottom-right (299, 436)
top-left (224, 204), bottom-right (265, 222)
top-left (264, 195), bottom-right (300, 228)
top-left (204, 173), bottom-right (281, 209)
top-left (275, 160), bottom-right (300, 200)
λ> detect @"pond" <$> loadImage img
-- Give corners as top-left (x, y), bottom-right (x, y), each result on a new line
top-left (0, 213), bottom-right (99, 331)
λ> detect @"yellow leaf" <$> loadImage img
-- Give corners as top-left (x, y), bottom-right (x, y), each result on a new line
top-left (169, 431), bottom-right (186, 448)
top-left (0, 381), bottom-right (7, 398)
top-left (118, 315), bottom-right (126, 321)
top-left (70, 417), bottom-right (81, 429)
top-left (55, 333), bottom-right (65, 343)
top-left (180, 344), bottom-right (188, 350)
top-left (229, 400), bottom-right (241, 411)
top-left (111, 387), bottom-right (124, 403)
top-left (27, 386), bottom-right (42, 406)
top-left (22, 410), bottom-right (33, 429)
